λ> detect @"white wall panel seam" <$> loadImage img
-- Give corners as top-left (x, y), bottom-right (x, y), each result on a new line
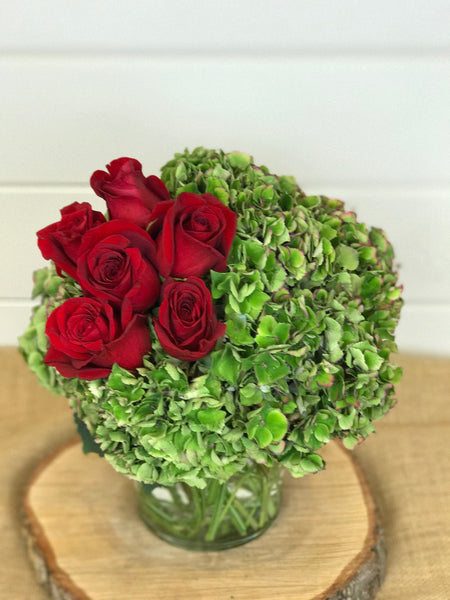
top-left (1, 49), bottom-right (450, 60)
top-left (1, 52), bottom-right (450, 65)
top-left (0, 299), bottom-right (38, 306)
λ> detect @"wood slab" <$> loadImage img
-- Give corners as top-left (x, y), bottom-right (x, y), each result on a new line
top-left (23, 439), bottom-right (385, 600)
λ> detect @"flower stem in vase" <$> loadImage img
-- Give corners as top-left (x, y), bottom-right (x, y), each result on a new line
top-left (136, 460), bottom-right (283, 551)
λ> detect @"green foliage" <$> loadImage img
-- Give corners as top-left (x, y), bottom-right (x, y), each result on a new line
top-left (19, 147), bottom-right (403, 488)
top-left (74, 413), bottom-right (105, 457)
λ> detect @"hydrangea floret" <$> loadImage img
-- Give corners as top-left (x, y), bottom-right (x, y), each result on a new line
top-left (19, 148), bottom-right (403, 489)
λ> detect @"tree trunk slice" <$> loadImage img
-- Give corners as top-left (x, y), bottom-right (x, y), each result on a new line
top-left (23, 439), bottom-right (385, 600)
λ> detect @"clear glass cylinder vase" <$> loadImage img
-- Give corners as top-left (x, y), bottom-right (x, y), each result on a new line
top-left (136, 461), bottom-right (283, 551)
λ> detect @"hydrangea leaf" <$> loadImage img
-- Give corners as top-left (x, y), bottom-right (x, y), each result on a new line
top-left (227, 151), bottom-right (252, 170)
top-left (316, 371), bottom-right (334, 388)
top-left (210, 344), bottom-right (240, 385)
top-left (174, 182), bottom-right (200, 196)
top-left (337, 245), bottom-right (359, 271)
top-left (324, 317), bottom-right (343, 351)
top-left (300, 454), bottom-right (323, 472)
top-left (338, 409), bottom-right (356, 430)
top-left (225, 315), bottom-right (254, 346)
top-left (264, 409), bottom-right (288, 442)
top-left (210, 271), bottom-right (240, 299)
top-left (242, 289), bottom-right (270, 320)
top-left (364, 351), bottom-right (384, 371)
top-left (239, 384), bottom-right (263, 406)
top-left (343, 434), bottom-right (361, 450)
top-left (254, 353), bottom-right (290, 385)
top-left (361, 274), bottom-right (382, 298)
top-left (254, 426), bottom-right (273, 448)
top-left (243, 239), bottom-right (267, 269)
top-left (198, 409), bottom-right (226, 431)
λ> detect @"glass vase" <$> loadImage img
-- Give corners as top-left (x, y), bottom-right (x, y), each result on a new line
top-left (136, 460), bottom-right (283, 551)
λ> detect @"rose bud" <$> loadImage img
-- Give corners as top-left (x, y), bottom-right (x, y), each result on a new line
top-left (90, 157), bottom-right (171, 229)
top-left (37, 202), bottom-right (106, 279)
top-left (44, 297), bottom-right (151, 380)
top-left (76, 220), bottom-right (160, 324)
top-left (155, 192), bottom-right (237, 278)
top-left (154, 277), bottom-right (226, 361)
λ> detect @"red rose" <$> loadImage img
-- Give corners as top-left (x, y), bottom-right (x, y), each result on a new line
top-left (37, 202), bottom-right (106, 279)
top-left (44, 297), bottom-right (151, 380)
top-left (154, 277), bottom-right (226, 361)
top-left (156, 193), bottom-right (237, 278)
top-left (77, 220), bottom-right (160, 324)
top-left (90, 157), bottom-right (171, 228)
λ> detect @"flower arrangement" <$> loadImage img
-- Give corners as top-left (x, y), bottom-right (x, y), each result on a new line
top-left (20, 147), bottom-right (403, 494)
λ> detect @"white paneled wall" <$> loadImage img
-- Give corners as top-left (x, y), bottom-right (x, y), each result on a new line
top-left (2, 1), bottom-right (450, 51)
top-left (1, 1), bottom-right (449, 354)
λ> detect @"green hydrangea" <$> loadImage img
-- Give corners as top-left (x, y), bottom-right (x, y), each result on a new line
top-left (19, 147), bottom-right (403, 488)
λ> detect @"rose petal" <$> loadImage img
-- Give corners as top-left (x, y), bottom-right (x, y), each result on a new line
top-left (170, 223), bottom-right (226, 277)
top-left (95, 313), bottom-right (151, 370)
top-left (154, 277), bottom-right (226, 361)
top-left (44, 298), bottom-right (150, 380)
top-left (37, 202), bottom-right (106, 278)
top-left (104, 197), bottom-right (154, 228)
top-left (45, 346), bottom-right (112, 380)
top-left (77, 221), bottom-right (160, 314)
top-left (90, 158), bottom-right (171, 228)
top-left (155, 192), bottom-right (236, 278)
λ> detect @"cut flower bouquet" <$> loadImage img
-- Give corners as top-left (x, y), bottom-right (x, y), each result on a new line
top-left (20, 148), bottom-right (403, 549)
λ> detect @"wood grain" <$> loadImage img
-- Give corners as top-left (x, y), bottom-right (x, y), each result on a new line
top-left (23, 439), bottom-right (384, 600)
top-left (2, 351), bottom-right (448, 599)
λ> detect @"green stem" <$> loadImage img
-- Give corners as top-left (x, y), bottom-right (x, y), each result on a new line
top-left (136, 461), bottom-right (282, 548)
top-left (168, 484), bottom-right (187, 510)
top-left (138, 495), bottom-right (178, 526)
top-left (205, 475), bottom-right (262, 539)
top-left (206, 478), bottom-right (221, 504)
top-left (214, 478), bottom-right (246, 532)
top-left (259, 474), bottom-right (269, 528)
top-left (243, 505), bottom-right (259, 529)
top-left (232, 496), bottom-right (259, 530)
top-left (190, 486), bottom-right (205, 535)
top-left (205, 483), bottom-right (228, 542)
top-left (228, 505), bottom-right (247, 535)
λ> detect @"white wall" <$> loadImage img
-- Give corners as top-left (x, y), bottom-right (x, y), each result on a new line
top-left (1, 1), bottom-right (449, 355)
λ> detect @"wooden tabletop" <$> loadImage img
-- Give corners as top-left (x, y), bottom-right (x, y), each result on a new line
top-left (1, 348), bottom-right (449, 599)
